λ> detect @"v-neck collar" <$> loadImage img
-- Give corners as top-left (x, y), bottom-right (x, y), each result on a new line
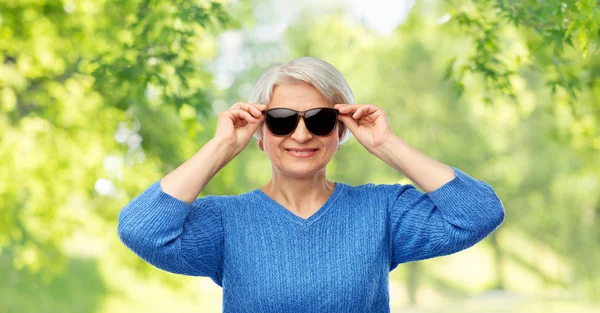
top-left (252, 182), bottom-right (346, 227)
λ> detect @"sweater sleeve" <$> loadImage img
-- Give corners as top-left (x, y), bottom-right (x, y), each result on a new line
top-left (117, 179), bottom-right (224, 284)
top-left (387, 166), bottom-right (505, 270)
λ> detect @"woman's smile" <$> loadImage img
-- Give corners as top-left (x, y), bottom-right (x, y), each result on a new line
top-left (286, 148), bottom-right (318, 158)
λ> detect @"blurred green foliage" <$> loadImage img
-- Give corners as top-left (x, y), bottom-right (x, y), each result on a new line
top-left (0, 0), bottom-right (233, 306)
top-left (0, 0), bottom-right (598, 312)
top-left (448, 0), bottom-right (600, 99)
top-left (446, 0), bottom-right (600, 154)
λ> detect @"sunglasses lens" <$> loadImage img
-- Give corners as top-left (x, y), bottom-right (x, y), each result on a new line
top-left (266, 109), bottom-right (298, 136)
top-left (264, 108), bottom-right (338, 136)
top-left (305, 108), bottom-right (338, 136)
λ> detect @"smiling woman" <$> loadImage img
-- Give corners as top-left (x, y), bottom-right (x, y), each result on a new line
top-left (256, 82), bottom-right (345, 200)
top-left (246, 58), bottom-right (355, 215)
top-left (117, 56), bottom-right (505, 312)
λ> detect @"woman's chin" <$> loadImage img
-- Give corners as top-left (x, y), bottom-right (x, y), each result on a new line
top-left (279, 165), bottom-right (323, 178)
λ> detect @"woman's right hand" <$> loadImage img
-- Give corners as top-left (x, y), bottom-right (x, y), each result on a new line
top-left (213, 102), bottom-right (266, 156)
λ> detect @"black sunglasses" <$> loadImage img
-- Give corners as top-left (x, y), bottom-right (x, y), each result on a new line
top-left (261, 107), bottom-right (340, 136)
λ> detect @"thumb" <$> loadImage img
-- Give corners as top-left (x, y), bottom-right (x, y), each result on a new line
top-left (246, 115), bottom-right (264, 133)
top-left (338, 115), bottom-right (359, 134)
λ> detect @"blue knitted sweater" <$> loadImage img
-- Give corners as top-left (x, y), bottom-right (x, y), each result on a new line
top-left (118, 166), bottom-right (505, 312)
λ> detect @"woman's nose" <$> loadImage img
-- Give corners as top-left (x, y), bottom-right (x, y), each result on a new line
top-left (290, 117), bottom-right (312, 142)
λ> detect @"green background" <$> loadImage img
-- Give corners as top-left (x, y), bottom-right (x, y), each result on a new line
top-left (1, 0), bottom-right (599, 312)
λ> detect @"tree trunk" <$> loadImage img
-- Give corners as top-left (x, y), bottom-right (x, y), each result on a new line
top-left (490, 232), bottom-right (505, 290)
top-left (407, 261), bottom-right (420, 305)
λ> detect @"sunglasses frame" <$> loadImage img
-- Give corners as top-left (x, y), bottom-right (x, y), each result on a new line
top-left (261, 107), bottom-right (340, 137)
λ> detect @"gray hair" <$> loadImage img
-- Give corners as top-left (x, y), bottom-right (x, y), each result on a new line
top-left (250, 56), bottom-right (353, 145)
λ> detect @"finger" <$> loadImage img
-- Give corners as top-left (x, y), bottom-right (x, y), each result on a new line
top-left (335, 104), bottom-right (360, 115)
top-left (252, 103), bottom-right (268, 111)
top-left (245, 103), bottom-right (264, 117)
top-left (246, 115), bottom-right (264, 132)
top-left (352, 105), bottom-right (377, 119)
top-left (232, 102), bottom-right (263, 118)
top-left (334, 103), bottom-right (352, 108)
top-left (337, 114), bottom-right (359, 133)
top-left (253, 104), bottom-right (268, 117)
top-left (230, 102), bottom-right (244, 109)
top-left (229, 108), bottom-right (257, 124)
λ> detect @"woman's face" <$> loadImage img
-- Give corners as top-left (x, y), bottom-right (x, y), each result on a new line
top-left (259, 82), bottom-right (343, 179)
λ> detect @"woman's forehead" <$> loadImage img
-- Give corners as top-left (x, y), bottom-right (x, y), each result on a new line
top-left (267, 102), bottom-right (333, 110)
top-left (268, 82), bottom-right (331, 110)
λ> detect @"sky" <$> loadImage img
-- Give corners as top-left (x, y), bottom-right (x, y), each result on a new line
top-left (211, 0), bottom-right (416, 91)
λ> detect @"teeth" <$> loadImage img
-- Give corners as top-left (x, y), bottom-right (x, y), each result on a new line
top-left (287, 149), bottom-right (316, 154)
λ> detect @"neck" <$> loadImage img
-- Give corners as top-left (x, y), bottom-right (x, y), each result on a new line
top-left (261, 171), bottom-right (335, 214)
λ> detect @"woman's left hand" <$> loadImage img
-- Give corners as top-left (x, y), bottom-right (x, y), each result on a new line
top-left (334, 103), bottom-right (396, 154)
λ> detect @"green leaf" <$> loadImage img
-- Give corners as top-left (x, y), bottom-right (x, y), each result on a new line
top-left (579, 29), bottom-right (588, 56)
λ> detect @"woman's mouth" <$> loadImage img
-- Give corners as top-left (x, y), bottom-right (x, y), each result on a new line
top-left (285, 149), bottom-right (318, 158)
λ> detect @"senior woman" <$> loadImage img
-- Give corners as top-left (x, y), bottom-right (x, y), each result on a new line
top-left (118, 56), bottom-right (505, 312)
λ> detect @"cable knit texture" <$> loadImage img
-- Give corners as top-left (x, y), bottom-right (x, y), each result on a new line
top-left (118, 166), bottom-right (505, 312)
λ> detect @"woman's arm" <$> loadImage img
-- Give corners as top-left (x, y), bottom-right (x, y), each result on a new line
top-left (160, 137), bottom-right (236, 204)
top-left (375, 136), bottom-right (504, 270)
top-left (117, 138), bottom-right (233, 283)
top-left (118, 182), bottom-right (223, 283)
top-left (117, 103), bottom-right (262, 283)
top-left (374, 135), bottom-right (456, 193)
top-left (385, 166), bottom-right (505, 270)
top-left (334, 104), bottom-right (504, 268)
